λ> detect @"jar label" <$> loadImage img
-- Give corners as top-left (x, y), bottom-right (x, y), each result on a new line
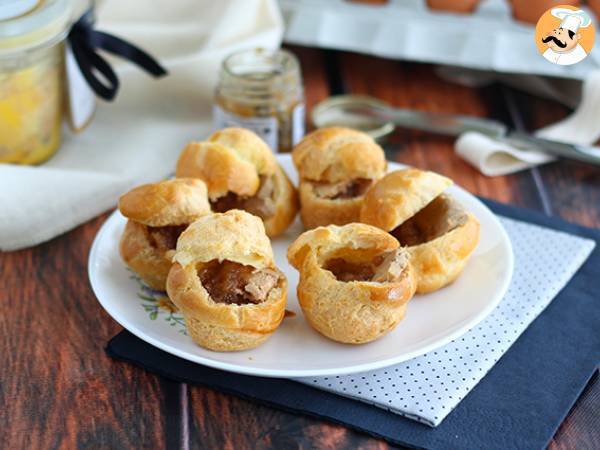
top-left (213, 104), bottom-right (278, 151)
top-left (292, 102), bottom-right (305, 145)
top-left (65, 43), bottom-right (96, 132)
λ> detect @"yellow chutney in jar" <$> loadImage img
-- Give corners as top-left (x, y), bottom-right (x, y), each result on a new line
top-left (0, 0), bottom-right (71, 165)
top-left (0, 46), bottom-right (63, 164)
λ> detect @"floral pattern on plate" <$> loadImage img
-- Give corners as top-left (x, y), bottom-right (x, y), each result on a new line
top-left (128, 270), bottom-right (187, 334)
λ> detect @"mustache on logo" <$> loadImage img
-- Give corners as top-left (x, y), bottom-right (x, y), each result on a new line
top-left (542, 35), bottom-right (567, 48)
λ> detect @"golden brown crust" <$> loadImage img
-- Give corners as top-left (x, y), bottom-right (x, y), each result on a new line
top-left (287, 223), bottom-right (417, 344)
top-left (292, 127), bottom-right (387, 183)
top-left (208, 127), bottom-right (279, 176)
top-left (292, 127), bottom-right (386, 228)
top-left (175, 128), bottom-right (297, 237)
top-left (364, 179), bottom-right (481, 294)
top-left (167, 210), bottom-right (287, 351)
top-left (118, 178), bottom-right (211, 227)
top-left (288, 222), bottom-right (400, 269)
top-left (175, 127), bottom-right (278, 199)
top-left (263, 165), bottom-right (299, 237)
top-left (361, 169), bottom-right (479, 294)
top-left (176, 141), bottom-right (258, 199)
top-left (167, 262), bottom-right (286, 351)
top-left (360, 169), bottom-right (453, 232)
top-left (119, 220), bottom-right (175, 290)
top-left (173, 210), bottom-right (274, 268)
top-left (406, 208), bottom-right (480, 294)
top-left (298, 181), bottom-right (369, 229)
top-left (118, 178), bottom-right (211, 290)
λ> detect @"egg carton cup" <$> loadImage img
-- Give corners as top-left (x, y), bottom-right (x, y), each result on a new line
top-left (280, 0), bottom-right (600, 80)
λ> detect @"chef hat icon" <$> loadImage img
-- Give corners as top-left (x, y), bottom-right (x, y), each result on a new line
top-left (551, 8), bottom-right (592, 33)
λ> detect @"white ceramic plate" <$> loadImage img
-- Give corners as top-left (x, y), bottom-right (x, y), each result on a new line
top-left (89, 155), bottom-right (513, 378)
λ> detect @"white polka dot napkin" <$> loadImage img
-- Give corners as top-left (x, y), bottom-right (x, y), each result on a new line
top-left (296, 217), bottom-right (596, 427)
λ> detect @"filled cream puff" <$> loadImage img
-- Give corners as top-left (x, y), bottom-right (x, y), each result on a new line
top-left (166, 210), bottom-right (287, 351)
top-left (287, 223), bottom-right (416, 344)
top-left (175, 127), bottom-right (298, 237)
top-left (360, 169), bottom-right (480, 294)
top-left (118, 178), bottom-right (212, 290)
top-left (292, 127), bottom-right (387, 229)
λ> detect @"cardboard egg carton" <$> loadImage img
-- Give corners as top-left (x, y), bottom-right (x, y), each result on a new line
top-left (280, 0), bottom-right (599, 79)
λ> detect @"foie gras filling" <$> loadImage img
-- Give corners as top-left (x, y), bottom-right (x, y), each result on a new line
top-left (146, 224), bottom-right (188, 251)
top-left (312, 178), bottom-right (373, 200)
top-left (198, 260), bottom-right (281, 305)
top-left (391, 194), bottom-right (468, 247)
top-left (325, 249), bottom-right (409, 283)
top-left (210, 175), bottom-right (276, 220)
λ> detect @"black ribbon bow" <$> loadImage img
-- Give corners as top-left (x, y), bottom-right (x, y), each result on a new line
top-left (67, 10), bottom-right (168, 101)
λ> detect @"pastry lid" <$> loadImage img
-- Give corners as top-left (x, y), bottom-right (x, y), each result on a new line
top-left (118, 178), bottom-right (211, 227)
top-left (173, 210), bottom-right (274, 268)
top-left (360, 168), bottom-right (453, 231)
top-left (292, 127), bottom-right (387, 183)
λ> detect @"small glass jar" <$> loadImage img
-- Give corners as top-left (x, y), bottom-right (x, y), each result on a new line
top-left (214, 48), bottom-right (305, 152)
top-left (0, 0), bottom-right (72, 165)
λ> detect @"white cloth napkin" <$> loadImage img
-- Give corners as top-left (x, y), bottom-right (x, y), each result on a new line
top-left (298, 217), bottom-right (595, 427)
top-left (0, 0), bottom-right (283, 251)
top-left (455, 70), bottom-right (600, 176)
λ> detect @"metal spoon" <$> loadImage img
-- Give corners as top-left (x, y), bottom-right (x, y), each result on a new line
top-left (312, 95), bottom-right (600, 166)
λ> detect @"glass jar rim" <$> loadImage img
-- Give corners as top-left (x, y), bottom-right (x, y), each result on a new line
top-left (222, 47), bottom-right (300, 84)
top-left (0, 0), bottom-right (72, 55)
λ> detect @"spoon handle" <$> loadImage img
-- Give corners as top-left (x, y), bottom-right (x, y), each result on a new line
top-left (503, 132), bottom-right (600, 166)
top-left (357, 105), bottom-right (508, 138)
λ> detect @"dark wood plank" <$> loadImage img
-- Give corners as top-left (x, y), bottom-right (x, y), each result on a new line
top-left (169, 45), bottom-right (346, 450)
top-left (285, 44), bottom-right (331, 132)
top-left (185, 45), bottom-right (335, 449)
top-left (549, 371), bottom-right (600, 450)
top-left (337, 52), bottom-right (545, 210)
top-left (180, 44), bottom-right (388, 450)
top-left (506, 88), bottom-right (600, 450)
top-left (185, 50), bottom-right (599, 450)
top-left (338, 52), bottom-right (600, 450)
top-left (4, 45), bottom-right (595, 450)
top-left (185, 45), bottom-right (401, 450)
top-left (512, 89), bottom-right (600, 228)
top-left (188, 387), bottom-right (391, 450)
top-left (0, 214), bottom-right (176, 449)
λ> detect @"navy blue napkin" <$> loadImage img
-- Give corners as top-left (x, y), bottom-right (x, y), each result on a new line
top-left (106, 199), bottom-right (600, 450)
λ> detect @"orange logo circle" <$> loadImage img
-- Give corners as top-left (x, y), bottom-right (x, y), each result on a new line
top-left (535, 5), bottom-right (595, 65)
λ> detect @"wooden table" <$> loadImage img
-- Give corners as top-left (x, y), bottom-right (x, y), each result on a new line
top-left (2, 46), bottom-right (599, 449)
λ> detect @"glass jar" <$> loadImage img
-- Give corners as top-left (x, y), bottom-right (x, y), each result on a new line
top-left (0, 0), bottom-right (72, 165)
top-left (214, 48), bottom-right (305, 153)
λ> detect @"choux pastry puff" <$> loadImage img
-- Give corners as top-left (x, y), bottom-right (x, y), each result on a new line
top-left (287, 223), bottom-right (417, 344)
top-left (292, 127), bottom-right (387, 229)
top-left (360, 169), bottom-right (480, 294)
top-left (166, 210), bottom-right (287, 351)
top-left (119, 178), bottom-right (211, 290)
top-left (175, 127), bottom-right (298, 237)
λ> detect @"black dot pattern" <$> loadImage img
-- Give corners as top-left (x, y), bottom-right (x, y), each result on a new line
top-left (299, 218), bottom-right (595, 427)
